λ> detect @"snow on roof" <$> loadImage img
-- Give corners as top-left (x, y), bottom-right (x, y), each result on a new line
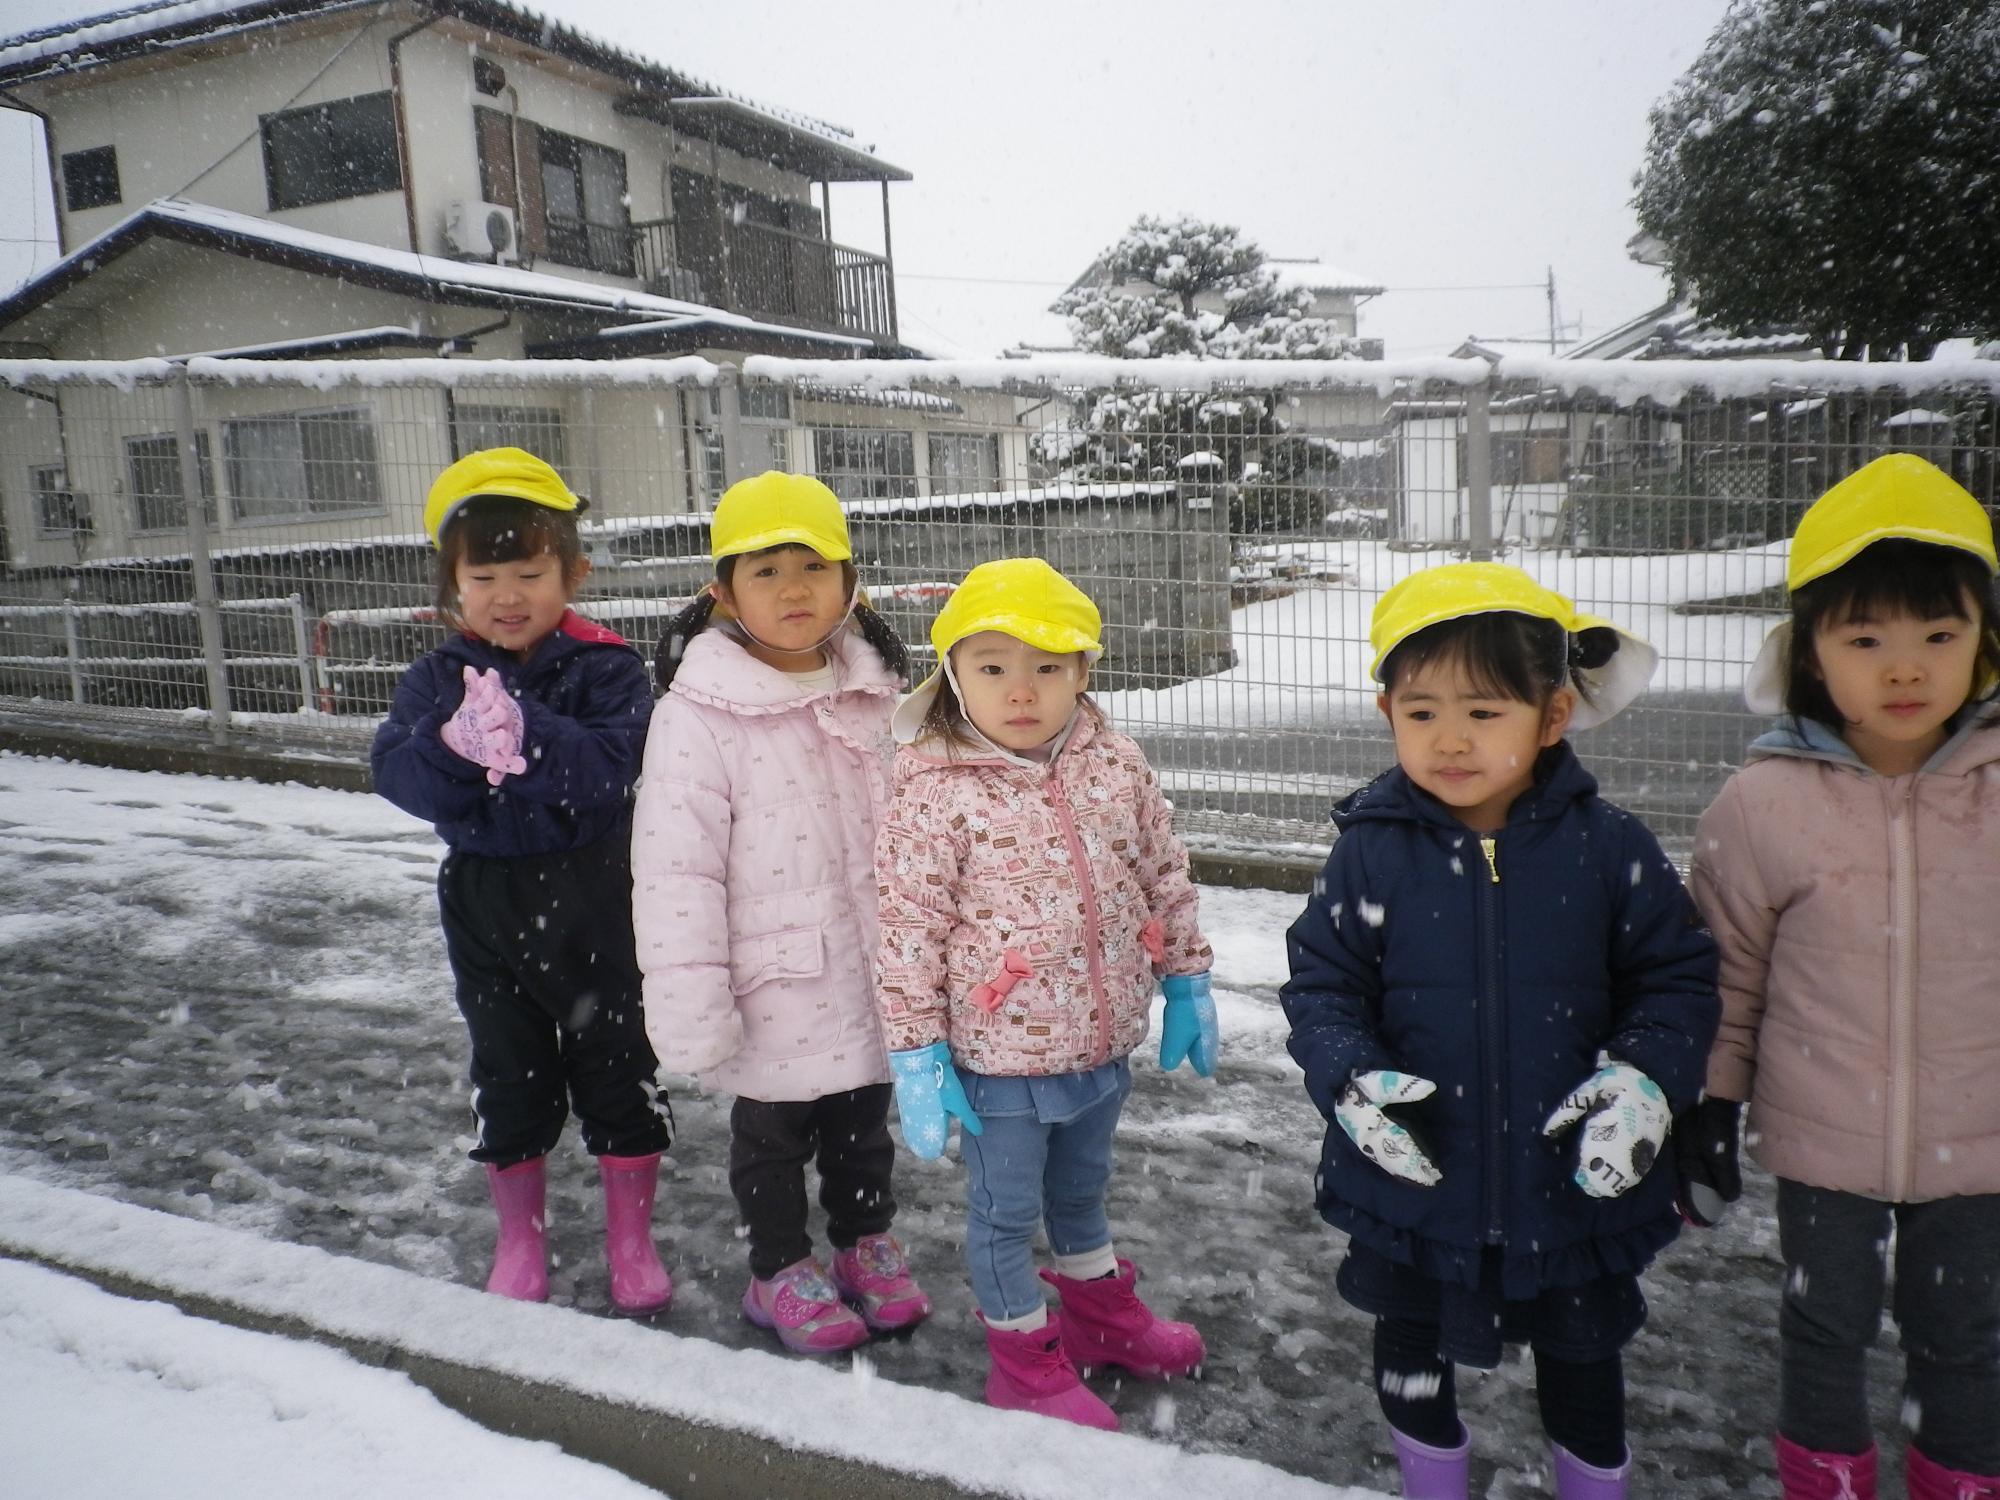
top-left (1881, 407), bottom-right (1956, 428)
top-left (0, 1), bottom-right (887, 171)
top-left (1265, 258), bottom-right (1385, 295)
top-left (3, 199), bottom-right (870, 348)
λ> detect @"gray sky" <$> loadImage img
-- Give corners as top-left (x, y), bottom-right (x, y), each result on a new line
top-left (0, 0), bottom-right (1733, 357)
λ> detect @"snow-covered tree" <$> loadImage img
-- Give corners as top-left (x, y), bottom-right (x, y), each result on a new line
top-left (1044, 216), bottom-right (1364, 535)
top-left (1633, 0), bottom-right (2000, 360)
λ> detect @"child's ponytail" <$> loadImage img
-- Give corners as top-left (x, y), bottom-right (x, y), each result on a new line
top-left (852, 598), bottom-right (912, 688)
top-left (654, 593), bottom-right (719, 693)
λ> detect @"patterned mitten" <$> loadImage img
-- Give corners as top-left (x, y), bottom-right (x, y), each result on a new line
top-left (440, 666), bottom-right (528, 785)
top-left (1542, 1051), bottom-right (1671, 1199)
top-left (888, 1041), bottom-right (983, 1161)
top-left (1334, 1069), bottom-right (1443, 1186)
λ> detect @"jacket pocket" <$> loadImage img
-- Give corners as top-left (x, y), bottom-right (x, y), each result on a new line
top-left (729, 924), bottom-right (826, 994)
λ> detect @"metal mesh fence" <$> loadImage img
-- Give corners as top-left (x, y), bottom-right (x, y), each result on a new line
top-left (4, 354), bottom-right (1997, 863)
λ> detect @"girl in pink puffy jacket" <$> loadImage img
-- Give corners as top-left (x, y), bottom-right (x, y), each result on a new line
top-left (1683, 455), bottom-right (2000, 1500)
top-left (874, 557), bottom-right (1219, 1431)
top-left (631, 472), bottom-right (931, 1359)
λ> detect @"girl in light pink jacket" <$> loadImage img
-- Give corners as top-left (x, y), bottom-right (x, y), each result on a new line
top-left (875, 558), bottom-right (1218, 1431)
top-left (631, 473), bottom-right (930, 1358)
top-left (1682, 455), bottom-right (2000, 1500)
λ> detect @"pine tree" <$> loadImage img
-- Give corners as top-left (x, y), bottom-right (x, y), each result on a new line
top-left (1633, 0), bottom-right (2000, 359)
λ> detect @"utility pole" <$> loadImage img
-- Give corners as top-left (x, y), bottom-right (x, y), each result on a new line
top-left (1547, 266), bottom-right (1559, 354)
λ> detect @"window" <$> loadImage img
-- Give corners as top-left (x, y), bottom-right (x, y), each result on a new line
top-left (61, 146), bottom-right (120, 212)
top-left (928, 432), bottom-right (1001, 494)
top-left (709, 385), bottom-right (793, 423)
top-left (816, 429), bottom-right (916, 501)
top-left (126, 433), bottom-right (217, 532)
top-left (452, 404), bottom-right (568, 470)
top-left (223, 408), bottom-right (382, 521)
top-left (537, 126), bottom-right (631, 275)
top-left (32, 464), bottom-right (89, 537)
top-left (261, 92), bottom-right (401, 211)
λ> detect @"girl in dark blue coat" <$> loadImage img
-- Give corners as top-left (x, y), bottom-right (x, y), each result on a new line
top-left (1282, 563), bottom-right (1719, 1499)
top-left (372, 448), bottom-right (674, 1317)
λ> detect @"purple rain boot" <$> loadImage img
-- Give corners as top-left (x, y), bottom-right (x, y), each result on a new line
top-left (1550, 1440), bottom-right (1631, 1500)
top-left (1390, 1422), bottom-right (1470, 1500)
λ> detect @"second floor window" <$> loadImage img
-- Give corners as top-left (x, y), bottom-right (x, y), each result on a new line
top-left (452, 404), bottom-right (569, 470)
top-left (61, 146), bottom-right (121, 212)
top-left (537, 126), bottom-right (632, 275)
top-left (223, 408), bottom-right (382, 522)
top-left (262, 92), bottom-right (402, 211)
top-left (126, 433), bottom-right (218, 533)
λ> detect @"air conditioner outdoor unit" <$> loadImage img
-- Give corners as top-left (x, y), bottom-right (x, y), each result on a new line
top-left (445, 200), bottom-right (519, 264)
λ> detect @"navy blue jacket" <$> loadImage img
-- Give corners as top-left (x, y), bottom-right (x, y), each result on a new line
top-left (1282, 742), bottom-right (1720, 1296)
top-left (371, 611), bottom-right (652, 858)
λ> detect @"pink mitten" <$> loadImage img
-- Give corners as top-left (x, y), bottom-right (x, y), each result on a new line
top-left (440, 666), bottom-right (529, 784)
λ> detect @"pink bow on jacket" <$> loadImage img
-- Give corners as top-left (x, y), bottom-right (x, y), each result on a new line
top-left (969, 949), bottom-right (1035, 1013)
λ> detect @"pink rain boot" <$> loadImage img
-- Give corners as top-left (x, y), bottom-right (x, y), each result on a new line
top-left (981, 1311), bottom-right (1120, 1431)
top-left (1775, 1433), bottom-right (1877, 1500)
top-left (482, 1157), bottom-right (549, 1302)
top-left (1039, 1258), bottom-right (1205, 1379)
top-left (1551, 1441), bottom-right (1631, 1500)
top-left (829, 1233), bottom-right (932, 1332)
top-left (1391, 1423), bottom-right (1471, 1500)
top-left (1906, 1443), bottom-right (2000, 1500)
top-left (597, 1152), bottom-right (673, 1317)
top-left (742, 1256), bottom-right (871, 1355)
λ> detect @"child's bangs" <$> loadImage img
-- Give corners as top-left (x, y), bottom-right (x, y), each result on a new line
top-left (1804, 538), bottom-right (1989, 628)
top-left (1384, 613), bottom-right (1559, 704)
top-left (457, 504), bottom-right (566, 566)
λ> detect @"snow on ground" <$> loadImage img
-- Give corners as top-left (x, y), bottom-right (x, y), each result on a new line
top-left (1101, 540), bottom-right (1785, 732)
top-left (0, 754), bottom-right (1918, 1497)
top-left (0, 1258), bottom-right (665, 1500)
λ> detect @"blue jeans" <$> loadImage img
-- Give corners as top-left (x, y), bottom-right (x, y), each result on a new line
top-left (959, 1061), bottom-right (1132, 1320)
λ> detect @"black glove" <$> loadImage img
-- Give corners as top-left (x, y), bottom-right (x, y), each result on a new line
top-left (1673, 1097), bottom-right (1743, 1228)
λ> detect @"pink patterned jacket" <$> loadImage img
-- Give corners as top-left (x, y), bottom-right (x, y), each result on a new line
top-left (874, 710), bottom-right (1211, 1077)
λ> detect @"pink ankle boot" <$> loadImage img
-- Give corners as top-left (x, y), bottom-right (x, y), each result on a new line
top-left (981, 1311), bottom-right (1119, 1430)
top-left (1039, 1259), bottom-right (1205, 1379)
top-left (1775, 1433), bottom-right (1877, 1500)
top-left (1391, 1423), bottom-right (1471, 1500)
top-left (829, 1233), bottom-right (932, 1332)
top-left (483, 1157), bottom-right (549, 1302)
top-left (598, 1152), bottom-right (673, 1317)
top-left (1907, 1443), bottom-right (2000, 1500)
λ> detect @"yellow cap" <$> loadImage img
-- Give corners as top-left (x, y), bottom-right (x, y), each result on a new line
top-left (710, 471), bottom-right (852, 563)
top-left (425, 447), bottom-right (580, 546)
top-left (1369, 561), bottom-right (1656, 730)
top-left (892, 558), bottom-right (1104, 742)
top-left (1786, 452), bottom-right (1996, 591)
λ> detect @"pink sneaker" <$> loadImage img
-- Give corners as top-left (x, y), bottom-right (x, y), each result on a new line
top-left (829, 1233), bottom-right (932, 1332)
top-left (742, 1257), bottom-right (871, 1355)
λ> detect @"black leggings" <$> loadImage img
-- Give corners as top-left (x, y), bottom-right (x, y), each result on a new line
top-left (1374, 1316), bottom-right (1626, 1468)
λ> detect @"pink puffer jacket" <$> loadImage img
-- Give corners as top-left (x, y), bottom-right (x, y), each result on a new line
top-left (874, 710), bottom-right (1211, 1077)
top-left (632, 626), bottom-right (898, 1103)
top-left (1693, 705), bottom-right (2000, 1201)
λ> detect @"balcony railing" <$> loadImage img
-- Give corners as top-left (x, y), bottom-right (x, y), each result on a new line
top-left (629, 217), bottom-right (895, 345)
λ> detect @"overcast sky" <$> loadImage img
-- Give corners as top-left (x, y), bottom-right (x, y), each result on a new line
top-left (0, 0), bottom-right (1733, 357)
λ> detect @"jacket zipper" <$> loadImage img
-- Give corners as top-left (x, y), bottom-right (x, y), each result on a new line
top-left (1887, 780), bottom-right (1918, 1200)
top-left (1044, 764), bottom-right (1112, 1063)
top-left (1477, 832), bottom-right (1506, 1242)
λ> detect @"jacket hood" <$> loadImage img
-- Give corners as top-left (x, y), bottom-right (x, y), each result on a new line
top-left (669, 622), bottom-right (899, 715)
top-left (1747, 696), bottom-right (2000, 777)
top-left (1331, 739), bottom-right (1599, 834)
top-left (439, 609), bottom-right (628, 675)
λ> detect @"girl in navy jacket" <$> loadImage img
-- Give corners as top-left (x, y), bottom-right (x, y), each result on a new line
top-left (372, 448), bottom-right (674, 1317)
top-left (1282, 563), bottom-right (1718, 1499)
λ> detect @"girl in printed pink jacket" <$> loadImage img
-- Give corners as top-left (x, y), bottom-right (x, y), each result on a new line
top-left (631, 473), bottom-right (931, 1358)
top-left (1681, 455), bottom-right (2000, 1500)
top-left (875, 558), bottom-right (1218, 1431)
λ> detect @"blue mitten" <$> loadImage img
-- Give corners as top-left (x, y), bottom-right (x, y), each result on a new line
top-left (888, 1041), bottom-right (983, 1161)
top-left (1159, 972), bottom-right (1219, 1077)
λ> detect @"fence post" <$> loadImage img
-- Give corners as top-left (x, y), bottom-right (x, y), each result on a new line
top-left (172, 364), bottom-right (232, 744)
top-left (1463, 373), bottom-right (1495, 562)
top-left (714, 363), bottom-right (748, 491)
top-left (60, 600), bottom-right (85, 704)
top-left (287, 593), bottom-right (316, 715)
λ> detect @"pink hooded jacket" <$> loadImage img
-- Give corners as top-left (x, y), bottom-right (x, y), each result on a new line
top-left (1693, 704), bottom-right (2000, 1201)
top-left (632, 625), bottom-right (898, 1102)
top-left (874, 710), bottom-right (1211, 1077)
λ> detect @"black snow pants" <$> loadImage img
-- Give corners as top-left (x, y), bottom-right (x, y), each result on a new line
top-left (438, 827), bottom-right (673, 1168)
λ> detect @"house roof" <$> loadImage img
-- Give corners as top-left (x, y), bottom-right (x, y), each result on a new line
top-left (0, 0), bottom-right (905, 182)
top-left (1264, 259), bottom-right (1386, 296)
top-left (0, 198), bottom-right (871, 353)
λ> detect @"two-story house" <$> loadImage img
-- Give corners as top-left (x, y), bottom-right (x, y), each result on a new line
top-left (0, 0), bottom-right (1036, 572)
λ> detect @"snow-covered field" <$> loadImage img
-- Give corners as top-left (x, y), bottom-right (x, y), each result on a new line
top-left (0, 753), bottom-right (1917, 1497)
top-left (1101, 540), bottom-right (1786, 732)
